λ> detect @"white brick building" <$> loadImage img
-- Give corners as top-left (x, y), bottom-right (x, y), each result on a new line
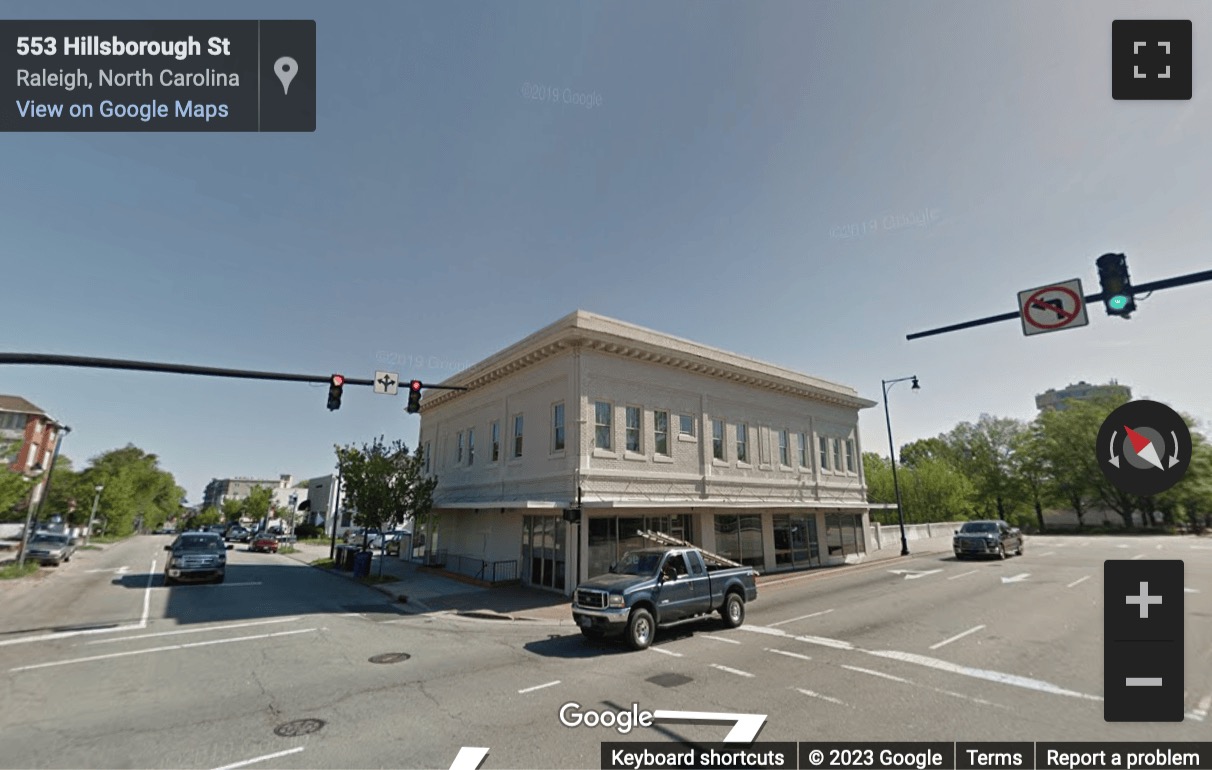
top-left (416, 311), bottom-right (877, 595)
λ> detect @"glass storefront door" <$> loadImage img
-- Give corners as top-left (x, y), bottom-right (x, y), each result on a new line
top-left (772, 513), bottom-right (821, 569)
top-left (522, 515), bottom-right (566, 590)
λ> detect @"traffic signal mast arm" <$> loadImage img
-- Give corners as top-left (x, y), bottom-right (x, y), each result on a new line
top-left (906, 266), bottom-right (1212, 341)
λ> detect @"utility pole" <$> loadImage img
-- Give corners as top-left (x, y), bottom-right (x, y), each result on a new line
top-left (85, 485), bottom-right (103, 546)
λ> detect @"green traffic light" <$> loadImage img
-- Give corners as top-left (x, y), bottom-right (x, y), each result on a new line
top-left (1108, 294), bottom-right (1129, 310)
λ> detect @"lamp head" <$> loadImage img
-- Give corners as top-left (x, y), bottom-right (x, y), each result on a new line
top-left (910, 377), bottom-right (920, 390)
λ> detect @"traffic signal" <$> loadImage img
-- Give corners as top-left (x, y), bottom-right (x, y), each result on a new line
top-left (1096, 253), bottom-right (1136, 318)
top-left (406, 380), bottom-right (422, 413)
top-left (327, 374), bottom-right (345, 411)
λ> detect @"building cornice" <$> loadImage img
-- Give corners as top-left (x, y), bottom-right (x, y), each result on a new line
top-left (421, 311), bottom-right (877, 412)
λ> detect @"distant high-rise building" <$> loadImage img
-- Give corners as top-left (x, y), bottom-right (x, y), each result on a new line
top-left (1035, 380), bottom-right (1131, 412)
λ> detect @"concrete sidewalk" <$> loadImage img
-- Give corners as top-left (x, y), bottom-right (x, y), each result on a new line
top-left (280, 537), bottom-right (954, 626)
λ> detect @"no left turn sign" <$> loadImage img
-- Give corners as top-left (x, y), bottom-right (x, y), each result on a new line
top-left (1017, 278), bottom-right (1089, 336)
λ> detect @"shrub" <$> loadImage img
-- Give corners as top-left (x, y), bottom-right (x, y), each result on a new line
top-left (294, 523), bottom-right (323, 539)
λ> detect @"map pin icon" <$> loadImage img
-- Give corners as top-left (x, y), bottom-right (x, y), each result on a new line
top-left (274, 57), bottom-right (298, 95)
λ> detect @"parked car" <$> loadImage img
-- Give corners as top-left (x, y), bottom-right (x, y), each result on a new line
top-left (572, 547), bottom-right (758, 650)
top-left (344, 527), bottom-right (380, 545)
top-left (163, 532), bottom-right (232, 585)
top-left (224, 526), bottom-right (249, 542)
top-left (249, 533), bottom-right (280, 553)
top-left (368, 530), bottom-right (410, 550)
top-left (25, 533), bottom-right (77, 566)
top-left (953, 519), bottom-right (1024, 560)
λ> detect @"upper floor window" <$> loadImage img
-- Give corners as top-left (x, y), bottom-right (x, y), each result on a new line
top-left (468, 429), bottom-right (475, 465)
top-left (625, 406), bottom-right (641, 452)
top-left (654, 410), bottom-right (670, 457)
top-left (832, 438), bottom-right (842, 472)
top-left (799, 432), bottom-right (808, 467)
top-left (779, 429), bottom-right (790, 466)
top-left (712, 419), bottom-right (725, 460)
top-left (819, 435), bottom-right (829, 470)
top-left (845, 438), bottom-right (856, 472)
top-left (758, 426), bottom-right (769, 464)
top-left (423, 441), bottom-right (432, 475)
top-left (595, 401), bottom-right (612, 450)
top-left (491, 421), bottom-right (500, 462)
top-left (456, 432), bottom-right (463, 464)
top-left (552, 403), bottom-right (565, 452)
top-left (678, 414), bottom-right (695, 437)
top-left (735, 424), bottom-right (748, 463)
top-left (513, 414), bottom-right (524, 458)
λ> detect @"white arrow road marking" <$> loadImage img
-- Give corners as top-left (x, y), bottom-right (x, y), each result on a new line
top-left (1067, 576), bottom-right (1091, 588)
top-left (449, 747), bottom-right (489, 770)
top-left (1001, 573), bottom-right (1030, 584)
top-left (212, 747), bottom-right (304, 770)
top-left (887, 569), bottom-right (943, 580)
top-left (652, 710), bottom-right (767, 742)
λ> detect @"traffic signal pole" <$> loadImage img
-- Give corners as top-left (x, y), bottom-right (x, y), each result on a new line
top-left (906, 267), bottom-right (1212, 340)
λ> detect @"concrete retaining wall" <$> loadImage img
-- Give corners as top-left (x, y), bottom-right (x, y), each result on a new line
top-left (870, 521), bottom-right (964, 551)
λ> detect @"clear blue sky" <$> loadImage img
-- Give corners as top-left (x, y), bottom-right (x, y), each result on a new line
top-left (5, 1), bottom-right (1212, 504)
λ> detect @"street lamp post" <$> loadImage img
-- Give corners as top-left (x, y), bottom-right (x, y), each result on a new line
top-left (882, 375), bottom-right (920, 557)
top-left (16, 464), bottom-right (45, 569)
top-left (85, 485), bottom-right (104, 546)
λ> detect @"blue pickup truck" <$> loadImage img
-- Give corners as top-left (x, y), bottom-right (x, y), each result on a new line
top-left (571, 546), bottom-right (758, 650)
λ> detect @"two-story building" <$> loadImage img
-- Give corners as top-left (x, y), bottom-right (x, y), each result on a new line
top-left (1, 395), bottom-right (66, 510)
top-left (415, 311), bottom-right (877, 595)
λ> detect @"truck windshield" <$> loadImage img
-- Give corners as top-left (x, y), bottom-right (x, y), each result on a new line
top-left (615, 551), bottom-right (664, 576)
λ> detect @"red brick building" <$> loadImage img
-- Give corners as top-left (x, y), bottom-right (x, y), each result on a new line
top-left (1, 395), bottom-right (65, 506)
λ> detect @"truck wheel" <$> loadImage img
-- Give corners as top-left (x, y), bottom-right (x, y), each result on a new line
top-left (626, 608), bottom-right (654, 650)
top-left (721, 593), bottom-right (745, 628)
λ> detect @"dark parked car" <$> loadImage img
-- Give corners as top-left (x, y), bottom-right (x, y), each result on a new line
top-left (224, 526), bottom-right (249, 542)
top-left (26, 533), bottom-right (76, 566)
top-left (953, 520), bottom-right (1023, 560)
top-left (164, 532), bottom-right (232, 584)
top-left (249, 533), bottom-right (279, 553)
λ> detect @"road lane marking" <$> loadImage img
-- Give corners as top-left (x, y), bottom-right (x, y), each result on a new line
top-left (85, 566), bottom-right (130, 574)
top-left (1067, 576), bottom-right (1091, 588)
top-left (518, 680), bottom-right (560, 694)
top-left (650, 647), bottom-right (683, 657)
top-left (1156, 544), bottom-right (1164, 550)
top-left (212, 746), bottom-right (305, 770)
top-left (84, 617), bottom-right (303, 645)
top-left (1038, 552), bottom-right (1055, 557)
top-left (449, 747), bottom-right (490, 770)
top-left (701, 635), bottom-right (742, 644)
top-left (765, 648), bottom-right (812, 661)
top-left (746, 626), bottom-right (1100, 702)
top-left (0, 623), bottom-right (144, 647)
top-left (710, 663), bottom-right (753, 678)
top-left (770, 609), bottom-right (834, 626)
top-left (140, 559), bottom-right (156, 628)
top-left (843, 665), bottom-right (910, 683)
top-left (1188, 695), bottom-right (1210, 721)
top-left (866, 649), bottom-right (1101, 701)
top-left (8, 628), bottom-right (318, 672)
top-left (947, 570), bottom-right (978, 580)
top-left (929, 625), bottom-right (986, 650)
top-left (1187, 588), bottom-right (1200, 593)
top-left (794, 687), bottom-right (846, 706)
top-left (160, 581), bottom-right (263, 589)
top-left (1131, 554), bottom-right (1145, 560)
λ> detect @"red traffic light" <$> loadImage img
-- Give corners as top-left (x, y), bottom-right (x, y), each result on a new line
top-left (410, 380), bottom-right (422, 391)
top-left (331, 374), bottom-right (345, 386)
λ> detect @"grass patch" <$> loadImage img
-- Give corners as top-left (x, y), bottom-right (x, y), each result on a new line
top-left (89, 535), bottom-right (126, 544)
top-left (79, 545), bottom-right (103, 551)
top-left (0, 561), bottom-right (41, 580)
top-left (278, 546), bottom-right (298, 554)
top-left (298, 537), bottom-right (333, 545)
top-left (310, 558), bottom-right (335, 568)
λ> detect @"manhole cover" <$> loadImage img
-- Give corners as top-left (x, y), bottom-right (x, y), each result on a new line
top-left (647, 673), bottom-right (693, 688)
top-left (274, 719), bottom-right (325, 737)
top-left (369, 652), bottom-right (411, 664)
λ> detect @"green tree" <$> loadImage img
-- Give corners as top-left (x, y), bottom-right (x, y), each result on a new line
top-left (900, 456), bottom-right (976, 523)
top-left (1011, 424), bottom-right (1051, 533)
top-left (1154, 429), bottom-right (1212, 531)
top-left (1036, 398), bottom-right (1118, 529)
top-left (221, 498), bottom-right (244, 523)
top-left (243, 485), bottom-right (273, 524)
top-left (899, 437), bottom-right (956, 468)
top-left (945, 415), bottom-right (1027, 521)
top-left (335, 436), bottom-right (437, 575)
top-left (84, 445), bottom-right (186, 537)
top-left (194, 507), bottom-right (222, 526)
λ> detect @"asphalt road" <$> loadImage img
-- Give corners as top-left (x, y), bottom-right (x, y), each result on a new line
top-left (0, 533), bottom-right (1208, 770)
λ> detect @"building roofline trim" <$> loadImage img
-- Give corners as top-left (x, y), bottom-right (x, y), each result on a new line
top-left (418, 311), bottom-right (877, 412)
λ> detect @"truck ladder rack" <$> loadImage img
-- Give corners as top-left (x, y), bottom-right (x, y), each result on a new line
top-left (636, 530), bottom-right (744, 569)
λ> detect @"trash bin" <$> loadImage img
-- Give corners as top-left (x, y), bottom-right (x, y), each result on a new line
top-left (352, 550), bottom-right (372, 578)
top-left (335, 545), bottom-right (353, 571)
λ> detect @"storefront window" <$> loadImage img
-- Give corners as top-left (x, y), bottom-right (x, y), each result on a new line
top-left (714, 514), bottom-right (764, 568)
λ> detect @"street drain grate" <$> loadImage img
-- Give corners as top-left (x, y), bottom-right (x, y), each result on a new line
top-left (369, 652), bottom-right (412, 664)
top-left (647, 673), bottom-right (693, 688)
top-left (274, 719), bottom-right (325, 737)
